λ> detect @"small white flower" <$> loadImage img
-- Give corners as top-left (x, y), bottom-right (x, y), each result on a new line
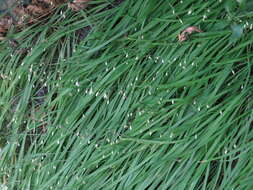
top-left (75, 81), bottom-right (80, 87)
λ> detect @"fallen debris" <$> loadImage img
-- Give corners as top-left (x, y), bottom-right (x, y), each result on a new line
top-left (0, 15), bottom-right (13, 38)
top-left (178, 26), bottom-right (203, 42)
top-left (68, 0), bottom-right (91, 11)
top-left (0, 0), bottom-right (91, 40)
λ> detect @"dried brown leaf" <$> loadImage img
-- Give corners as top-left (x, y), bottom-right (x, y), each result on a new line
top-left (178, 26), bottom-right (203, 42)
top-left (26, 5), bottom-right (49, 16)
top-left (0, 16), bottom-right (13, 38)
top-left (68, 0), bottom-right (91, 11)
top-left (0, 0), bottom-right (92, 39)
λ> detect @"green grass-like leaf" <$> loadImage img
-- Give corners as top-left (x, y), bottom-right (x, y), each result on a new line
top-left (0, 0), bottom-right (253, 189)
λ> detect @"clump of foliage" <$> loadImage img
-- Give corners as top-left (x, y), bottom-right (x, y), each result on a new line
top-left (0, 0), bottom-right (253, 189)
